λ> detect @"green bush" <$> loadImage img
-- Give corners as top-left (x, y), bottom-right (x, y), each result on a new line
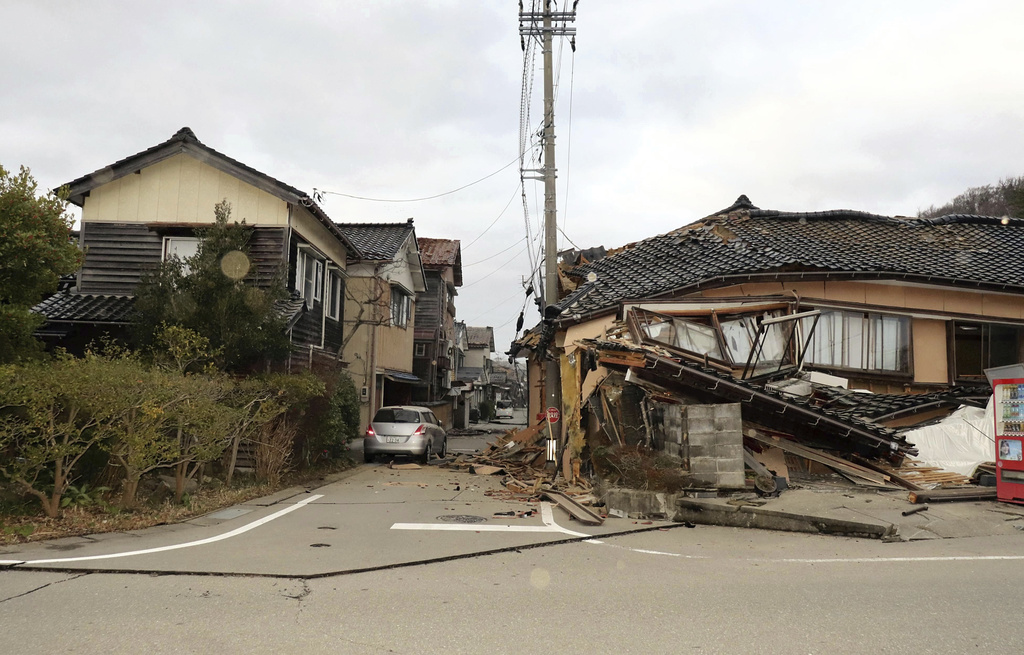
top-left (478, 400), bottom-right (495, 423)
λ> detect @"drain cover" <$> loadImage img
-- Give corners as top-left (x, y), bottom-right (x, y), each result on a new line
top-left (437, 514), bottom-right (488, 524)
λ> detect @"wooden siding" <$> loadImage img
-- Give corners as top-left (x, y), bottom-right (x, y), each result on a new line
top-left (82, 153), bottom-right (289, 226)
top-left (78, 222), bottom-right (162, 294)
top-left (248, 228), bottom-right (287, 286)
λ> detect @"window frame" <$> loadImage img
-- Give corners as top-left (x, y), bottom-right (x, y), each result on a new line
top-left (162, 236), bottom-right (200, 274)
top-left (325, 271), bottom-right (343, 321)
top-left (801, 309), bottom-right (912, 376)
top-left (390, 286), bottom-right (411, 328)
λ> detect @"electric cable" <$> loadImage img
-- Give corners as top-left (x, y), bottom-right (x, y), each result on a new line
top-left (462, 179), bottom-right (524, 251)
top-left (463, 236), bottom-right (528, 267)
top-left (462, 244), bottom-right (530, 289)
top-left (314, 154), bottom-right (519, 203)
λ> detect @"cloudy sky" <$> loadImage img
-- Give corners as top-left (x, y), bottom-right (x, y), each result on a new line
top-left (3, 0), bottom-right (1024, 354)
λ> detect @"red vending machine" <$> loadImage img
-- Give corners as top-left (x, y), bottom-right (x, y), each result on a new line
top-left (993, 378), bottom-right (1024, 505)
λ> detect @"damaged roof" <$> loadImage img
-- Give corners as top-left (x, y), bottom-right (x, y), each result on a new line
top-left (558, 195), bottom-right (1024, 320)
top-left (466, 326), bottom-right (495, 350)
top-left (338, 220), bottom-right (416, 261)
top-left (418, 238), bottom-right (463, 286)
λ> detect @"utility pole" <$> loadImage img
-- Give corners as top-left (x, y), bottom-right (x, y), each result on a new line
top-left (520, 1), bottom-right (576, 463)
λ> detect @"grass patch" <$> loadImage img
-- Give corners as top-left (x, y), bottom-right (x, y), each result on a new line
top-left (0, 459), bottom-right (355, 546)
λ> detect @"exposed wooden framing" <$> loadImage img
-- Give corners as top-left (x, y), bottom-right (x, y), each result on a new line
top-left (745, 429), bottom-right (891, 486)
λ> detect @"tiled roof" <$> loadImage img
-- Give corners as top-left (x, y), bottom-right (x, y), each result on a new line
top-left (63, 128), bottom-right (362, 259)
top-left (32, 290), bottom-right (306, 329)
top-left (418, 238), bottom-right (462, 286)
top-left (812, 385), bottom-right (990, 422)
top-left (32, 292), bottom-right (136, 324)
top-left (466, 326), bottom-right (495, 350)
top-left (338, 220), bottom-right (415, 260)
top-left (558, 196), bottom-right (1024, 319)
top-left (456, 366), bottom-right (485, 382)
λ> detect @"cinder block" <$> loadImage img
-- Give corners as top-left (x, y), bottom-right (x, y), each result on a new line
top-left (689, 456), bottom-right (717, 474)
top-left (717, 471), bottom-right (746, 488)
top-left (713, 403), bottom-right (742, 419)
top-left (687, 405), bottom-right (716, 420)
top-left (687, 418), bottom-right (716, 436)
top-left (714, 418), bottom-right (744, 433)
top-left (717, 444), bottom-right (744, 461)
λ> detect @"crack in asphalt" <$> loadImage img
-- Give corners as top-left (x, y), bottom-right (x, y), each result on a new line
top-left (0, 572), bottom-right (90, 604)
top-left (0, 523), bottom-right (691, 581)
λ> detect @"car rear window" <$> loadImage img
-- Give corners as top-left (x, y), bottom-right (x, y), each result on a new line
top-left (373, 409), bottom-right (421, 423)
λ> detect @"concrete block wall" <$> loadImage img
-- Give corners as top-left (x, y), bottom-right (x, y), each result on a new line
top-left (659, 404), bottom-right (685, 459)
top-left (687, 403), bottom-right (744, 489)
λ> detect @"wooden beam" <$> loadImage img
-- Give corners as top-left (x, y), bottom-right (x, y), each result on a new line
top-left (745, 429), bottom-right (890, 487)
top-left (908, 487), bottom-right (996, 504)
top-left (542, 490), bottom-right (605, 525)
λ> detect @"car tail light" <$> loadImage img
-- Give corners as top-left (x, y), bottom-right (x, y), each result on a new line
top-left (366, 425), bottom-right (375, 437)
top-left (413, 424), bottom-right (426, 436)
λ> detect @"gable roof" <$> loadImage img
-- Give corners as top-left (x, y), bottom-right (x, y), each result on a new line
top-left (558, 195), bottom-right (1024, 322)
top-left (63, 127), bottom-right (361, 258)
top-left (466, 326), bottom-right (495, 351)
top-left (418, 238), bottom-right (463, 286)
top-left (338, 219), bottom-right (416, 261)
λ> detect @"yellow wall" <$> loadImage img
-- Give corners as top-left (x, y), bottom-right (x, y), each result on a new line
top-left (82, 153), bottom-right (288, 226)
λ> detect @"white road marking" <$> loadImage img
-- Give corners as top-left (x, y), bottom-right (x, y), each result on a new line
top-left (390, 502), bottom-right (590, 538)
top-left (0, 494), bottom-right (324, 566)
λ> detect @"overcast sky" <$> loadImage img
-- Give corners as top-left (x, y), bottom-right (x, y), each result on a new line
top-left (3, 0), bottom-right (1024, 355)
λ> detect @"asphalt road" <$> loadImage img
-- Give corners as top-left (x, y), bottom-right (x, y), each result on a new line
top-left (3, 447), bottom-right (1024, 653)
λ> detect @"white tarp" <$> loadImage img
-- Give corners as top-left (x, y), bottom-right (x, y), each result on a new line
top-left (903, 399), bottom-right (996, 476)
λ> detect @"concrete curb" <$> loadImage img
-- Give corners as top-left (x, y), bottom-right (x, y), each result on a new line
top-left (675, 499), bottom-right (895, 540)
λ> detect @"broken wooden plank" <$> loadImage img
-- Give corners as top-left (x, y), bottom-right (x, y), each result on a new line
top-left (542, 489), bottom-right (605, 525)
top-left (743, 448), bottom-right (773, 478)
top-left (908, 487), bottom-right (996, 503)
top-left (745, 429), bottom-right (889, 486)
top-left (600, 390), bottom-right (624, 447)
top-left (469, 464), bottom-right (505, 476)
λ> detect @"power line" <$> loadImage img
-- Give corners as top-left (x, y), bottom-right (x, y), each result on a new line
top-left (313, 154), bottom-right (519, 203)
top-left (462, 179), bottom-right (524, 251)
top-left (463, 236), bottom-right (527, 267)
top-left (462, 244), bottom-right (529, 289)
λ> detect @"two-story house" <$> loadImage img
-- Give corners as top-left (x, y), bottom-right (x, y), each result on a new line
top-left (412, 238), bottom-right (463, 406)
top-left (32, 127), bottom-right (358, 368)
top-left (458, 326), bottom-right (496, 413)
top-left (337, 220), bottom-right (427, 429)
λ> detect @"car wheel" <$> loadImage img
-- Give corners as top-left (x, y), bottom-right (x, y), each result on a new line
top-left (421, 441), bottom-right (432, 464)
top-left (363, 451), bottom-right (374, 464)
top-left (438, 437), bottom-right (447, 458)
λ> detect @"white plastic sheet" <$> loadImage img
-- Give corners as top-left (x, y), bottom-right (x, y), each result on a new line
top-left (903, 399), bottom-right (996, 476)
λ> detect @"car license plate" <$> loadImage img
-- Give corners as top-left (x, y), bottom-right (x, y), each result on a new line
top-left (385, 437), bottom-right (403, 443)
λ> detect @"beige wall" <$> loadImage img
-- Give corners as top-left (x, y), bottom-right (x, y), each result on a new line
top-left (464, 347), bottom-right (489, 369)
top-left (699, 280), bottom-right (1024, 320)
top-left (291, 207), bottom-right (347, 268)
top-left (82, 153), bottom-right (289, 226)
top-left (912, 318), bottom-right (949, 384)
top-left (342, 275), bottom-right (416, 429)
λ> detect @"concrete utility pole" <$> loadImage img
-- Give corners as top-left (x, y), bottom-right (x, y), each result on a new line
top-left (519, 1), bottom-right (576, 457)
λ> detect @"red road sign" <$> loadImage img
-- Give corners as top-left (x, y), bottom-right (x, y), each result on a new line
top-left (547, 406), bottom-right (560, 423)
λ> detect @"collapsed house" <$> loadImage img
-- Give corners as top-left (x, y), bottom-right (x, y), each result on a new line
top-left (507, 196), bottom-right (1022, 496)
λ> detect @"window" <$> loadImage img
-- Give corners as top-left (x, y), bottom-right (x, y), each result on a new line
top-left (325, 272), bottom-right (343, 320)
top-left (296, 250), bottom-right (323, 302)
top-left (415, 343), bottom-right (427, 357)
top-left (314, 260), bottom-right (324, 301)
top-left (802, 310), bottom-right (910, 373)
top-left (163, 237), bottom-right (200, 273)
top-left (953, 321), bottom-right (1024, 381)
top-left (390, 287), bottom-right (411, 328)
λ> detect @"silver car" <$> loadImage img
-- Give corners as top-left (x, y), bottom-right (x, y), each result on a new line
top-left (363, 405), bottom-right (448, 464)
